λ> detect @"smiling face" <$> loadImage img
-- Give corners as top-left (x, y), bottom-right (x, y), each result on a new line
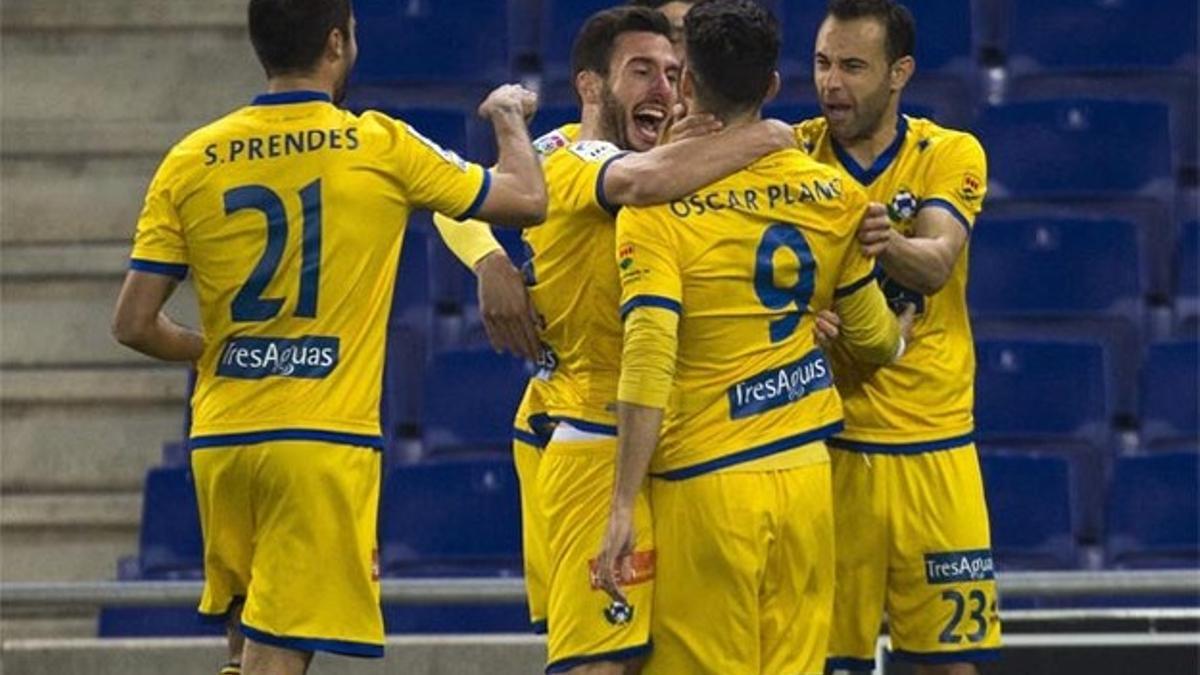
top-left (813, 15), bottom-right (898, 143)
top-left (598, 31), bottom-right (680, 151)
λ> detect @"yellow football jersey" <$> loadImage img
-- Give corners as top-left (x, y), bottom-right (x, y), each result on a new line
top-left (794, 115), bottom-right (988, 449)
top-left (520, 125), bottom-right (627, 432)
top-left (616, 148), bottom-right (879, 478)
top-left (130, 90), bottom-right (490, 446)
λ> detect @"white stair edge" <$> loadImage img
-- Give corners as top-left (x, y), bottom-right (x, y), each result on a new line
top-left (1, 243), bottom-right (131, 278)
top-left (0, 367), bottom-right (189, 403)
top-left (1, 493), bottom-right (142, 529)
top-left (2, 0), bottom-right (245, 29)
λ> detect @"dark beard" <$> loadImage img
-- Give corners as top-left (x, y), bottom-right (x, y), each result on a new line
top-left (599, 84), bottom-right (631, 151)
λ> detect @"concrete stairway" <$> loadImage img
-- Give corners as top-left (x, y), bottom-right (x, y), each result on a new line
top-left (0, 0), bottom-right (260, 632)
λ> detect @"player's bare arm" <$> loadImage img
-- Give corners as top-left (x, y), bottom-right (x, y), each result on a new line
top-left (112, 271), bottom-right (204, 362)
top-left (858, 201), bottom-right (967, 296)
top-left (597, 401), bottom-right (664, 604)
top-left (603, 117), bottom-right (797, 206)
top-left (473, 84), bottom-right (549, 226)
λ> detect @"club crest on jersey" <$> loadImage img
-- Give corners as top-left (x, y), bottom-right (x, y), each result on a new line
top-left (569, 140), bottom-right (622, 164)
top-left (958, 171), bottom-right (983, 203)
top-left (618, 243), bottom-right (635, 271)
top-left (888, 188), bottom-right (919, 222)
top-left (604, 600), bottom-right (635, 626)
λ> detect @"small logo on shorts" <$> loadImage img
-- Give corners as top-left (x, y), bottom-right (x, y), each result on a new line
top-left (371, 548), bottom-right (380, 582)
top-left (604, 600), bottom-right (635, 626)
top-left (924, 549), bottom-right (994, 585)
top-left (587, 550), bottom-right (656, 590)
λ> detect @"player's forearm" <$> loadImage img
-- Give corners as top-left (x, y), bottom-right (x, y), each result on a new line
top-left (485, 111), bottom-right (547, 226)
top-left (431, 212), bottom-right (504, 269)
top-left (833, 285), bottom-right (902, 365)
top-left (877, 231), bottom-right (959, 296)
top-left (612, 402), bottom-right (664, 512)
top-left (605, 120), bottom-right (795, 206)
top-left (113, 312), bottom-right (204, 362)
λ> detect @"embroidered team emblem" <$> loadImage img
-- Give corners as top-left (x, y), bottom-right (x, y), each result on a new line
top-left (888, 188), bottom-right (919, 222)
top-left (618, 243), bottom-right (635, 270)
top-left (604, 600), bottom-right (635, 626)
top-left (958, 171), bottom-right (983, 203)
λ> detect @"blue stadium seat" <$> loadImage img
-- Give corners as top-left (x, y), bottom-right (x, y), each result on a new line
top-left (137, 466), bottom-right (203, 579)
top-left (1177, 221), bottom-right (1199, 332)
top-left (352, 0), bottom-right (512, 88)
top-left (980, 452), bottom-right (1077, 569)
top-left (530, 104), bottom-right (579, 139)
top-left (380, 226), bottom-right (433, 447)
top-left (540, 0), bottom-right (614, 89)
top-left (974, 339), bottom-right (1111, 442)
top-left (378, 456), bottom-right (523, 575)
top-left (1140, 341), bottom-right (1200, 446)
top-left (421, 349), bottom-right (529, 455)
top-left (1002, 0), bottom-right (1198, 168)
top-left (1106, 452), bottom-right (1200, 568)
top-left (975, 99), bottom-right (1173, 200)
top-left (969, 216), bottom-right (1145, 416)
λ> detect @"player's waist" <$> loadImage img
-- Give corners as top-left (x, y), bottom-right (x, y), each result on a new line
top-left (828, 428), bottom-right (975, 455)
top-left (189, 421), bottom-right (384, 450)
top-left (512, 412), bottom-right (616, 450)
top-left (650, 419), bottom-right (843, 481)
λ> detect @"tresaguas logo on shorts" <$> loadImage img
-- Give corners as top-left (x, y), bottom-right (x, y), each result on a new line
top-left (924, 549), bottom-right (995, 585)
top-left (217, 335), bottom-right (340, 379)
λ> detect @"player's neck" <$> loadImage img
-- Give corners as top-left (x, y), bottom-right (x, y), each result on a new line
top-left (265, 74), bottom-right (334, 99)
top-left (837, 109), bottom-right (901, 168)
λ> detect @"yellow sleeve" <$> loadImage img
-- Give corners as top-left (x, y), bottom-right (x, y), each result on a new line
top-left (560, 140), bottom-right (629, 217)
top-left (382, 113), bottom-right (491, 220)
top-left (431, 212), bottom-right (504, 269)
top-left (616, 206), bottom-right (683, 408)
top-left (919, 132), bottom-right (988, 232)
top-left (129, 152), bottom-right (189, 279)
top-left (833, 280), bottom-right (901, 365)
top-left (833, 189), bottom-right (878, 295)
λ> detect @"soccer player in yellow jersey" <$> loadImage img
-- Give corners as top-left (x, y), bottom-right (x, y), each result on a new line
top-left (798, 1), bottom-right (1001, 673)
top-left (595, 2), bottom-right (907, 673)
top-left (109, 1), bottom-right (547, 673)
top-left (434, 8), bottom-right (797, 673)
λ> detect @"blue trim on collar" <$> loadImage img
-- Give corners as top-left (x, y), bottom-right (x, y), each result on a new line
top-left (251, 91), bottom-right (332, 106)
top-left (651, 420), bottom-right (843, 481)
top-left (832, 115), bottom-right (909, 186)
top-left (240, 622), bottom-right (384, 658)
top-left (918, 198), bottom-right (973, 235)
top-left (828, 432), bottom-right (975, 455)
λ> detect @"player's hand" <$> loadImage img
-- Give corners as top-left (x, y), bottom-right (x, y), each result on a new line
top-left (478, 84), bottom-right (539, 121)
top-left (595, 507), bottom-right (636, 604)
top-left (858, 202), bottom-right (894, 258)
top-left (759, 118), bottom-right (799, 151)
top-left (661, 104), bottom-right (723, 145)
top-left (814, 309), bottom-right (841, 347)
top-left (896, 302), bottom-right (917, 344)
top-left (474, 251), bottom-right (542, 361)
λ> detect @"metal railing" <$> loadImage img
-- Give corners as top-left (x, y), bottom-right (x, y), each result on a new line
top-left (2, 569), bottom-right (1197, 610)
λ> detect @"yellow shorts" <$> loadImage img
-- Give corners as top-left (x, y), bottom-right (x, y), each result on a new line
top-left (513, 393), bottom-right (552, 632)
top-left (827, 442), bottom-right (1003, 670)
top-left (191, 439), bottom-right (384, 657)
top-left (647, 460), bottom-right (834, 675)
top-left (539, 428), bottom-right (655, 673)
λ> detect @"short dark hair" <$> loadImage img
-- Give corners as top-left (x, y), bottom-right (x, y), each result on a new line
top-left (248, 0), bottom-right (352, 77)
top-left (571, 6), bottom-right (674, 81)
top-left (684, 0), bottom-right (780, 114)
top-left (827, 0), bottom-right (915, 63)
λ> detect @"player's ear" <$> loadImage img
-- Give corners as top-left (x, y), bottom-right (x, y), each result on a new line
top-left (326, 26), bottom-right (346, 63)
top-left (679, 65), bottom-right (696, 103)
top-left (575, 70), bottom-right (603, 106)
top-left (763, 70), bottom-right (781, 105)
top-left (890, 55), bottom-right (915, 93)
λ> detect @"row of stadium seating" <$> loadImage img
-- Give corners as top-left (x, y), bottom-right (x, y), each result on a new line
top-left (98, 448), bottom-right (1197, 636)
top-left (347, 0), bottom-right (1198, 163)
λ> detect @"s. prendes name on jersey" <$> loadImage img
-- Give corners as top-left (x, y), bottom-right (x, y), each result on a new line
top-left (727, 349), bottom-right (832, 420)
top-left (217, 335), bottom-right (340, 379)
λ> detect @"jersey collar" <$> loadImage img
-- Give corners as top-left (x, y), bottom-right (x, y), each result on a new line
top-left (831, 115), bottom-right (908, 187)
top-left (251, 90), bottom-right (332, 106)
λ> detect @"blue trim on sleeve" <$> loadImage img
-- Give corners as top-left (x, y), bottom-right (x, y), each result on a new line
top-left (619, 295), bottom-right (682, 320)
top-left (513, 427), bottom-right (547, 449)
top-left (530, 619), bottom-right (548, 635)
top-left (189, 428), bottom-right (384, 450)
top-left (834, 270), bottom-right (879, 298)
top-left (889, 647), bottom-right (1002, 665)
top-left (251, 90), bottom-right (332, 106)
top-left (596, 151), bottom-right (632, 217)
top-left (651, 420), bottom-right (843, 481)
top-left (458, 169), bottom-right (493, 220)
top-left (827, 432), bottom-right (974, 455)
top-left (826, 655), bottom-right (877, 670)
top-left (832, 116), bottom-right (908, 186)
top-left (240, 622), bottom-right (384, 658)
top-left (130, 259), bottom-right (189, 280)
top-left (551, 417), bottom-right (618, 436)
top-left (918, 198), bottom-right (972, 235)
top-left (545, 640), bottom-right (652, 674)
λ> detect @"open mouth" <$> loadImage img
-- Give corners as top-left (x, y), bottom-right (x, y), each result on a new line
top-left (631, 105), bottom-right (668, 145)
top-left (823, 102), bottom-right (852, 122)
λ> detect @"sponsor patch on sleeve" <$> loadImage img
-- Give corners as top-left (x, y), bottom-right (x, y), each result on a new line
top-left (569, 140), bottom-right (623, 163)
top-left (404, 123), bottom-right (470, 172)
top-left (533, 130), bottom-right (569, 157)
top-left (957, 171), bottom-right (984, 203)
